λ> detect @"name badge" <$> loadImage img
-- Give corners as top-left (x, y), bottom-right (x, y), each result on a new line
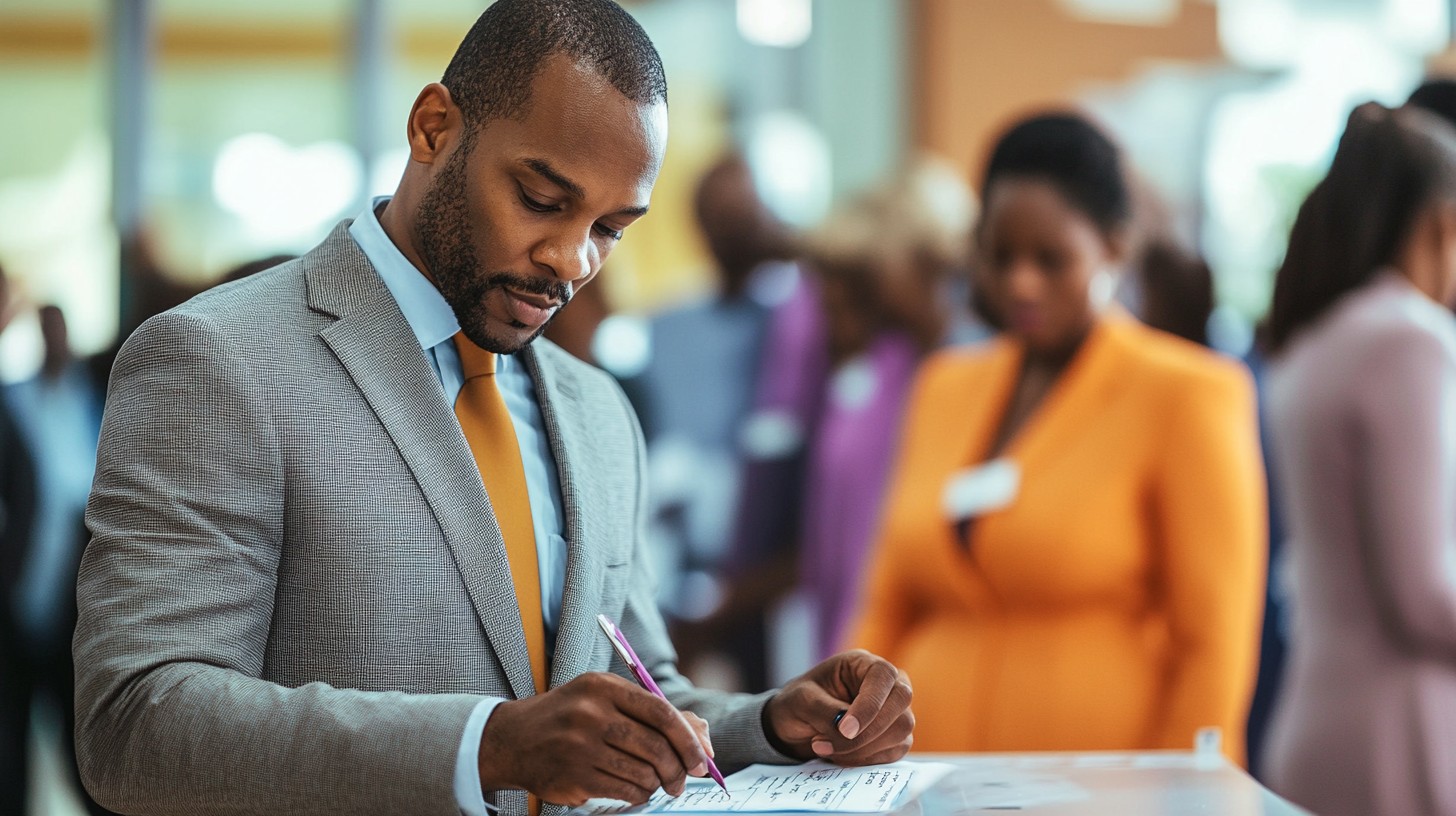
top-left (942, 458), bottom-right (1020, 522)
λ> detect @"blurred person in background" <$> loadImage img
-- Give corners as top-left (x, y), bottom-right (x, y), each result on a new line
top-left (2, 302), bottom-right (109, 815)
top-left (1408, 77), bottom-right (1456, 129)
top-left (640, 154), bottom-right (792, 676)
top-left (1135, 239), bottom-right (1214, 347)
top-left (1136, 234), bottom-right (1293, 776)
top-left (847, 111), bottom-right (1265, 761)
top-left (539, 277), bottom-right (660, 499)
top-left (678, 159), bottom-right (975, 686)
top-left (640, 153), bottom-right (796, 691)
top-left (698, 256), bottom-right (831, 692)
top-left (1238, 321), bottom-right (1292, 782)
top-left (89, 230), bottom-right (203, 401)
top-left (1410, 78), bottom-right (1456, 323)
top-left (0, 262), bottom-right (39, 816)
top-left (796, 160), bottom-right (974, 660)
top-left (1123, 146), bottom-right (1299, 779)
top-left (1263, 102), bottom-right (1456, 816)
top-left (1132, 215), bottom-right (1292, 779)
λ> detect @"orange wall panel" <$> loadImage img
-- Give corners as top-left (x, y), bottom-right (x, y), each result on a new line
top-left (914, 0), bottom-right (1221, 186)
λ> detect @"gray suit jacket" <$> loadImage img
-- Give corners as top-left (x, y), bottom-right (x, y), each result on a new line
top-left (74, 223), bottom-right (786, 816)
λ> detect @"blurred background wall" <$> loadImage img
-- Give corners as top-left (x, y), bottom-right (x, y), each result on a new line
top-left (2, 3), bottom-right (1455, 813)
top-left (1, 0), bottom-right (1453, 378)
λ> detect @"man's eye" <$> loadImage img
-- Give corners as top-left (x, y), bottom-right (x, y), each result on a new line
top-left (519, 191), bottom-right (559, 213)
top-left (594, 224), bottom-right (624, 241)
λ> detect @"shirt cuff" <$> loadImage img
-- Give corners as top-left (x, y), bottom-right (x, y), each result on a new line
top-left (455, 697), bottom-right (509, 816)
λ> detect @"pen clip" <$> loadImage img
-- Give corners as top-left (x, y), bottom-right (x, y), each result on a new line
top-left (597, 614), bottom-right (639, 670)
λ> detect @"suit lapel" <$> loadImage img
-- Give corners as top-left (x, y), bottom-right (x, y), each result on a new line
top-left (521, 344), bottom-right (614, 690)
top-left (305, 224), bottom-right (538, 701)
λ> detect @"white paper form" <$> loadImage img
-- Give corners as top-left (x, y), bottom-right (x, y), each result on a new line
top-left (578, 761), bottom-right (953, 815)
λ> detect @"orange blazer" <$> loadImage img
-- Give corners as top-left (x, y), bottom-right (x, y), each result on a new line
top-left (847, 315), bottom-right (1266, 762)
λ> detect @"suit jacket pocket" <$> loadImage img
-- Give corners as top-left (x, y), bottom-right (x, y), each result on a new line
top-left (601, 561), bottom-right (631, 612)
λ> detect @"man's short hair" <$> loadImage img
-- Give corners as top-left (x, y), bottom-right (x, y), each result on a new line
top-left (441, 0), bottom-right (667, 129)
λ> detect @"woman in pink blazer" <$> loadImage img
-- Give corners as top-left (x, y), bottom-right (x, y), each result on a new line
top-left (1264, 102), bottom-right (1456, 816)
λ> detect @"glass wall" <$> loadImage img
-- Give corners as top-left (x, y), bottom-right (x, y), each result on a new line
top-left (0, 0), bottom-right (111, 373)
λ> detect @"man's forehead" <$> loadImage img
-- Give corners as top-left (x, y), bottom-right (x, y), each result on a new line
top-left (478, 59), bottom-right (666, 206)
top-left (517, 59), bottom-right (665, 147)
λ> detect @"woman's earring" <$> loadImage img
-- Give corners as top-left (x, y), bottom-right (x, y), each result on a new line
top-left (1089, 270), bottom-right (1116, 311)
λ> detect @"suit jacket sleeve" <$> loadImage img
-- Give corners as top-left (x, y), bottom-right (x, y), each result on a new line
top-left (607, 383), bottom-right (793, 771)
top-left (1351, 323), bottom-right (1456, 660)
top-left (1147, 361), bottom-right (1266, 762)
top-left (74, 312), bottom-right (483, 816)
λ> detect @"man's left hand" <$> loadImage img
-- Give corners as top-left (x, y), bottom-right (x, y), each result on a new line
top-left (763, 650), bottom-right (914, 765)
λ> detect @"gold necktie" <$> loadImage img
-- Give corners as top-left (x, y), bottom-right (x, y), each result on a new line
top-left (453, 333), bottom-right (549, 696)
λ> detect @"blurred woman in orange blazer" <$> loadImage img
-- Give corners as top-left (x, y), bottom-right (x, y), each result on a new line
top-left (847, 112), bottom-right (1266, 762)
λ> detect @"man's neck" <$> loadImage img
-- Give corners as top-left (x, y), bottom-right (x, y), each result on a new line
top-left (376, 196), bottom-right (436, 285)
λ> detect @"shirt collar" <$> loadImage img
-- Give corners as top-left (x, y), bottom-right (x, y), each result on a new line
top-left (348, 195), bottom-right (460, 353)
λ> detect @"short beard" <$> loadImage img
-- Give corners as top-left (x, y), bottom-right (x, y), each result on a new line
top-left (414, 135), bottom-right (573, 354)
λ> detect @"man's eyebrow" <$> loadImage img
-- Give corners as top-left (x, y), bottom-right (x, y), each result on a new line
top-left (524, 158), bottom-right (585, 199)
top-left (523, 158), bottom-right (650, 218)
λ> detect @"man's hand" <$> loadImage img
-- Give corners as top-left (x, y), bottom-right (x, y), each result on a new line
top-left (479, 673), bottom-right (714, 807)
top-left (763, 650), bottom-right (914, 765)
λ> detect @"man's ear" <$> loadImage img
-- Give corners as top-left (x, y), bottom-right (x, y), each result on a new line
top-left (407, 82), bottom-right (461, 166)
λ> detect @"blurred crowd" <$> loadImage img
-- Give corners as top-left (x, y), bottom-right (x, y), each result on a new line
top-left (4, 68), bottom-right (1456, 816)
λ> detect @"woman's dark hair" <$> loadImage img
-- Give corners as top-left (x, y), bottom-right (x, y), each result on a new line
top-left (979, 111), bottom-right (1131, 236)
top-left (1408, 79), bottom-right (1456, 128)
top-left (1267, 103), bottom-right (1456, 352)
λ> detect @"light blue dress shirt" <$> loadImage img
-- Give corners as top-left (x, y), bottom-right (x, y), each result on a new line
top-left (349, 197), bottom-right (568, 816)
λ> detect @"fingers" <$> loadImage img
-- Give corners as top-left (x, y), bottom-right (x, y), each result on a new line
top-left (765, 652), bottom-right (915, 763)
top-left (611, 681), bottom-right (711, 782)
top-left (592, 747), bottom-right (670, 804)
top-left (838, 656), bottom-right (902, 741)
top-left (496, 673), bottom-right (718, 804)
top-left (832, 739), bottom-right (914, 768)
top-left (601, 715), bottom-right (691, 796)
top-left (824, 708), bottom-right (915, 767)
top-left (836, 667), bottom-right (913, 750)
top-left (682, 711), bottom-right (715, 772)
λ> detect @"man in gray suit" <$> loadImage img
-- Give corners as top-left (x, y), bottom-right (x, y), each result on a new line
top-left (72, 2), bottom-right (914, 815)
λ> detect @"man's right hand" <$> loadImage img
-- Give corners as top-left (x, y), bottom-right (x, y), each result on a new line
top-left (478, 672), bottom-right (715, 807)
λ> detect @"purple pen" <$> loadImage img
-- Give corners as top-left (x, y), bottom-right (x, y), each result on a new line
top-left (597, 614), bottom-right (731, 797)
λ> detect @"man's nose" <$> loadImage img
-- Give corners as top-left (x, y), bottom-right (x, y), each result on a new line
top-left (534, 226), bottom-right (595, 282)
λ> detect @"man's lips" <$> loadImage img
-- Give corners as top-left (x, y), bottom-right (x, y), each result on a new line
top-left (501, 287), bottom-right (561, 328)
